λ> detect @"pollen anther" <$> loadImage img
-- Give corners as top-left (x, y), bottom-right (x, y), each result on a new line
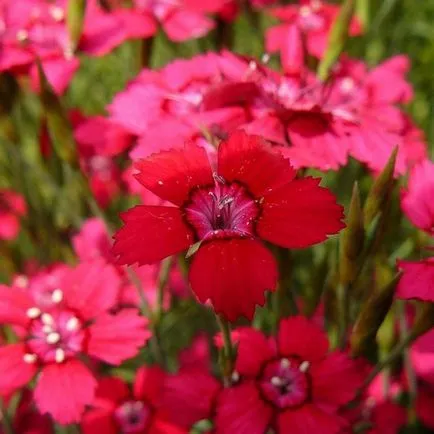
top-left (27, 307), bottom-right (41, 319)
top-left (46, 332), bottom-right (61, 344)
top-left (299, 361), bottom-right (310, 372)
top-left (51, 288), bottom-right (63, 304)
top-left (55, 348), bottom-right (65, 363)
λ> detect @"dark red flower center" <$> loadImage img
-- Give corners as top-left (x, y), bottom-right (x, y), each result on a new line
top-left (259, 358), bottom-right (310, 409)
top-left (114, 401), bottom-right (152, 434)
top-left (184, 180), bottom-right (259, 240)
top-left (24, 307), bottom-right (85, 364)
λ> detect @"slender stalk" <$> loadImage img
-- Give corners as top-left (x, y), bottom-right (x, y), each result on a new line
top-left (337, 282), bottom-right (350, 349)
top-left (216, 315), bottom-right (235, 387)
top-left (0, 399), bottom-right (14, 434)
top-left (349, 333), bottom-right (414, 406)
top-left (154, 257), bottom-right (173, 325)
top-left (398, 301), bottom-right (418, 425)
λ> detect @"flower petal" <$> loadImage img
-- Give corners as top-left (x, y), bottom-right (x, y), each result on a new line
top-left (257, 177), bottom-right (345, 248)
top-left (93, 377), bottom-right (130, 410)
top-left (278, 316), bottom-right (329, 362)
top-left (82, 408), bottom-right (117, 434)
top-left (134, 143), bottom-right (213, 206)
top-left (0, 285), bottom-right (34, 327)
top-left (396, 259), bottom-right (434, 301)
top-left (0, 344), bottom-right (37, 395)
top-left (113, 206), bottom-right (194, 266)
top-left (215, 381), bottom-right (273, 434)
top-left (235, 328), bottom-right (275, 377)
top-left (134, 366), bottom-right (166, 404)
top-left (278, 404), bottom-right (346, 434)
top-left (218, 131), bottom-right (296, 197)
top-left (34, 360), bottom-right (97, 424)
top-left (160, 369), bottom-right (221, 428)
top-left (61, 260), bottom-right (121, 320)
top-left (189, 239), bottom-right (278, 321)
top-left (310, 352), bottom-right (363, 409)
top-left (88, 309), bottom-right (150, 365)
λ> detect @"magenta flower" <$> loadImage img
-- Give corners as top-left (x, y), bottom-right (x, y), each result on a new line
top-left (0, 260), bottom-right (150, 424)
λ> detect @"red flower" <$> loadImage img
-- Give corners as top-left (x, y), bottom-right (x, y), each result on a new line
top-left (397, 159), bottom-right (434, 302)
top-left (0, 260), bottom-right (150, 424)
top-left (82, 367), bottom-right (187, 434)
top-left (0, 189), bottom-right (27, 241)
top-left (113, 131), bottom-right (344, 320)
top-left (215, 316), bottom-right (362, 434)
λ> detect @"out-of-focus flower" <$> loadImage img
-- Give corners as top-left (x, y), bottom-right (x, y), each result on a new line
top-left (108, 51), bottom-right (426, 176)
top-left (0, 0), bottom-right (156, 93)
top-left (0, 189), bottom-right (27, 241)
top-left (82, 367), bottom-right (187, 434)
top-left (397, 158), bottom-right (434, 302)
top-left (0, 259), bottom-right (150, 424)
top-left (401, 160), bottom-right (434, 236)
top-left (266, 0), bottom-right (362, 60)
top-left (215, 316), bottom-right (362, 433)
top-left (112, 131), bottom-right (344, 320)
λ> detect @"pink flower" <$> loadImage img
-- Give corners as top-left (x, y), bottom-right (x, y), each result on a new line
top-left (0, 189), bottom-right (27, 241)
top-left (112, 131), bottom-right (344, 320)
top-left (215, 316), bottom-right (362, 434)
top-left (0, 0), bottom-right (156, 93)
top-left (266, 0), bottom-right (362, 59)
top-left (0, 260), bottom-right (150, 424)
top-left (82, 367), bottom-right (187, 434)
top-left (401, 160), bottom-right (434, 235)
top-left (397, 159), bottom-right (434, 302)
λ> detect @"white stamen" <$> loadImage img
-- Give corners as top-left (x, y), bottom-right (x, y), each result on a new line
top-left (248, 60), bottom-right (257, 71)
top-left (42, 325), bottom-right (53, 334)
top-left (49, 5), bottom-right (64, 21)
top-left (41, 313), bottom-right (54, 325)
top-left (213, 173), bottom-right (226, 184)
top-left (66, 317), bottom-right (79, 331)
top-left (27, 307), bottom-right (41, 319)
top-left (261, 53), bottom-right (271, 64)
top-left (280, 358), bottom-right (291, 369)
top-left (55, 348), bottom-right (65, 363)
top-left (15, 275), bottom-right (28, 288)
top-left (271, 376), bottom-right (283, 387)
top-left (340, 77), bottom-right (355, 93)
top-left (157, 180), bottom-right (164, 185)
top-left (51, 288), bottom-right (63, 304)
top-left (23, 353), bottom-right (37, 364)
top-left (299, 361), bottom-right (310, 372)
top-left (16, 29), bottom-right (28, 42)
top-left (231, 371), bottom-right (240, 383)
top-left (46, 332), bottom-right (61, 344)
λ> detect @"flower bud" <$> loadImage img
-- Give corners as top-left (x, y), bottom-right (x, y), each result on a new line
top-left (317, 0), bottom-right (355, 81)
top-left (363, 147), bottom-right (398, 228)
top-left (350, 272), bottom-right (402, 357)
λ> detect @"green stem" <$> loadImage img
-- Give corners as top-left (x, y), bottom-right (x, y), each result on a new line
top-left (154, 257), bottom-right (173, 325)
top-left (349, 333), bottom-right (414, 406)
top-left (337, 283), bottom-right (350, 349)
top-left (398, 301), bottom-right (418, 425)
top-left (0, 399), bottom-right (14, 434)
top-left (216, 315), bottom-right (235, 386)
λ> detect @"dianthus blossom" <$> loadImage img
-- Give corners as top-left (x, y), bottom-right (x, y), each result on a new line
top-left (113, 131), bottom-right (344, 320)
top-left (215, 316), bottom-right (362, 434)
top-left (0, 260), bottom-right (150, 424)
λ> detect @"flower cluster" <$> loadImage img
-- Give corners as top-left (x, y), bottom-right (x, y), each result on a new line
top-left (1, 0), bottom-right (434, 432)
